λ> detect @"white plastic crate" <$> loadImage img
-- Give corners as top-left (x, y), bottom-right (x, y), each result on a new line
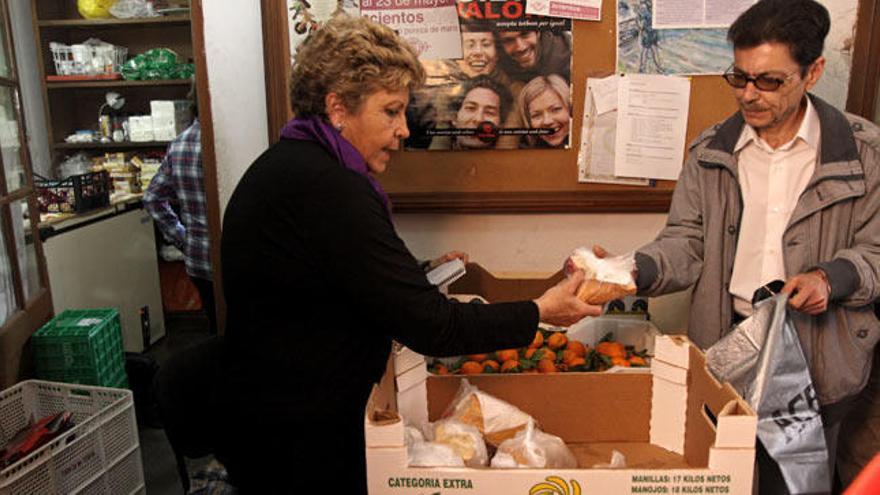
top-left (50, 42), bottom-right (127, 76)
top-left (0, 380), bottom-right (144, 495)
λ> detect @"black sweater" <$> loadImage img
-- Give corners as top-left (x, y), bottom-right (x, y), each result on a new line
top-left (218, 139), bottom-right (537, 488)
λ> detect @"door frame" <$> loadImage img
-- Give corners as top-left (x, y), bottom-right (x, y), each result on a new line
top-left (847, 0), bottom-right (880, 119)
top-left (190, 0), bottom-right (225, 334)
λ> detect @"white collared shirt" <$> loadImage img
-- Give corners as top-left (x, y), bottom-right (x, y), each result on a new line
top-left (729, 98), bottom-right (821, 317)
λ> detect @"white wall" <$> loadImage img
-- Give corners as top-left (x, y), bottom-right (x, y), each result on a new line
top-left (8, 0), bottom-right (51, 177)
top-left (202, 1), bottom-right (268, 214)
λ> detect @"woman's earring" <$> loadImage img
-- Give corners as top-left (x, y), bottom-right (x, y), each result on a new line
top-left (335, 121), bottom-right (345, 131)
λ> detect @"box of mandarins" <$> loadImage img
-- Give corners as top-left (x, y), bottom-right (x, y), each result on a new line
top-left (434, 263), bottom-right (660, 376)
top-left (366, 335), bottom-right (756, 495)
top-left (365, 266), bottom-right (757, 495)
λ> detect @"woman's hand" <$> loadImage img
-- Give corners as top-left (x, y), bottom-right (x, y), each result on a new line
top-left (533, 270), bottom-right (603, 326)
top-left (428, 250), bottom-right (469, 270)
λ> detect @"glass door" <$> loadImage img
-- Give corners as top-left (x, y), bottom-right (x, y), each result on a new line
top-left (0, 0), bottom-right (53, 387)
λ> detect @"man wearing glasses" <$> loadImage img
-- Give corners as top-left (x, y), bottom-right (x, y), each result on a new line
top-left (627, 0), bottom-right (880, 491)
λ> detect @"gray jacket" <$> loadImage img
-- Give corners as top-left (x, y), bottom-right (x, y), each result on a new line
top-left (636, 94), bottom-right (880, 405)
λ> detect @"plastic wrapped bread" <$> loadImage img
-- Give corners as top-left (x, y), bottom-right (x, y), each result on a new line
top-left (490, 421), bottom-right (577, 469)
top-left (568, 247), bottom-right (637, 305)
top-left (431, 419), bottom-right (488, 467)
top-left (443, 379), bottom-right (534, 447)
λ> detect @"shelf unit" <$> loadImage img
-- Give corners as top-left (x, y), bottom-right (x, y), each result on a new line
top-left (31, 2), bottom-right (194, 168)
top-left (30, 2), bottom-right (202, 328)
top-left (53, 141), bottom-right (172, 150)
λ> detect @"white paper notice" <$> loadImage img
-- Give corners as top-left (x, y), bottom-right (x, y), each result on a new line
top-left (526, 0), bottom-right (602, 21)
top-left (590, 74), bottom-right (619, 115)
top-left (360, 0), bottom-right (462, 60)
top-left (653, 0), bottom-right (756, 29)
top-left (614, 74), bottom-right (690, 181)
top-left (578, 75), bottom-right (650, 186)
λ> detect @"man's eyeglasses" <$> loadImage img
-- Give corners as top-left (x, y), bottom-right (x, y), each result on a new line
top-left (721, 67), bottom-right (801, 92)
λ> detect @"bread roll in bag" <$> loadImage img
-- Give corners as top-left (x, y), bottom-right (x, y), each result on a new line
top-left (568, 248), bottom-right (636, 305)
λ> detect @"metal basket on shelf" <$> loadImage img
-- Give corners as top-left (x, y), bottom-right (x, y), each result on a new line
top-left (50, 41), bottom-right (128, 76)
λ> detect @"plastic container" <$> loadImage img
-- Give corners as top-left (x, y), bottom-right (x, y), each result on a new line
top-left (50, 42), bottom-right (127, 77)
top-left (32, 309), bottom-right (128, 389)
top-left (0, 380), bottom-right (144, 494)
top-left (35, 171), bottom-right (111, 214)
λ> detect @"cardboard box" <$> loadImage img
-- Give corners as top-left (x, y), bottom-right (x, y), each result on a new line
top-left (366, 266), bottom-right (756, 494)
top-left (439, 264), bottom-right (661, 372)
top-left (127, 115), bottom-right (154, 142)
top-left (366, 336), bottom-right (756, 494)
top-left (150, 100), bottom-right (192, 141)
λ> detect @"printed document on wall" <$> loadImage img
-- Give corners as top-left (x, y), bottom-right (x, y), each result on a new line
top-left (527, 0), bottom-right (602, 21)
top-left (361, 0), bottom-right (462, 60)
top-left (578, 75), bottom-right (649, 185)
top-left (653, 0), bottom-right (755, 29)
top-left (614, 74), bottom-right (690, 181)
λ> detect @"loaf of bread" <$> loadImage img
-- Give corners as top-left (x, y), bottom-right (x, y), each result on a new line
top-left (569, 248), bottom-right (636, 305)
top-left (445, 380), bottom-right (534, 447)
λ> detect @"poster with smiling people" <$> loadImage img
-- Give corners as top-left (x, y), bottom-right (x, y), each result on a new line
top-left (404, 0), bottom-right (574, 150)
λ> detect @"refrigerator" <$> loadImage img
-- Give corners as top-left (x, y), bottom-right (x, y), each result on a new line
top-left (44, 207), bottom-right (165, 352)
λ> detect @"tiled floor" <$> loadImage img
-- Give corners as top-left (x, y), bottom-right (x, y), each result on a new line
top-left (139, 313), bottom-right (213, 495)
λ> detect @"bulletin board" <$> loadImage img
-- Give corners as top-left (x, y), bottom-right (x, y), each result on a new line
top-left (261, 0), bottom-right (739, 213)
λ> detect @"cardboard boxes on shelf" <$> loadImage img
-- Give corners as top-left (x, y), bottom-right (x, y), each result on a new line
top-left (150, 100), bottom-right (192, 141)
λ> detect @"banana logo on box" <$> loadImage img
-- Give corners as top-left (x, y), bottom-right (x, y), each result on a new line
top-left (529, 475), bottom-right (582, 495)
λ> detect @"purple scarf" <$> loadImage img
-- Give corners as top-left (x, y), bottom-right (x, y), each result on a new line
top-left (280, 115), bottom-right (391, 213)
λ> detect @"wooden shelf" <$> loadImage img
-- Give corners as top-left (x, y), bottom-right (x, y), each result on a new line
top-left (47, 79), bottom-right (192, 89)
top-left (53, 141), bottom-right (171, 150)
top-left (37, 15), bottom-right (190, 28)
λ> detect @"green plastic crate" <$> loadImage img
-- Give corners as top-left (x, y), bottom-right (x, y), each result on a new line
top-left (32, 308), bottom-right (129, 388)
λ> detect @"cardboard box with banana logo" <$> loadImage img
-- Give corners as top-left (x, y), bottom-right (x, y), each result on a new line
top-left (364, 269), bottom-right (757, 495)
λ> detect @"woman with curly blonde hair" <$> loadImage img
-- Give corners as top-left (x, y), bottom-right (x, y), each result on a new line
top-left (217, 15), bottom-right (598, 493)
top-left (518, 74), bottom-right (572, 148)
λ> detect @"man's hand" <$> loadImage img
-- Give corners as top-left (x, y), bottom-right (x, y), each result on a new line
top-left (533, 270), bottom-right (603, 326)
top-left (428, 250), bottom-right (469, 270)
top-left (781, 270), bottom-right (831, 315)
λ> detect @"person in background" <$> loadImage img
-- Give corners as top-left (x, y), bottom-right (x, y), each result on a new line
top-left (218, 15), bottom-right (599, 494)
top-left (143, 85), bottom-right (215, 335)
top-left (406, 24), bottom-right (520, 149)
top-left (594, 1), bottom-right (880, 492)
top-left (496, 28), bottom-right (571, 84)
top-left (458, 28), bottom-right (499, 78)
top-left (437, 75), bottom-right (513, 150)
top-left (518, 74), bottom-right (572, 148)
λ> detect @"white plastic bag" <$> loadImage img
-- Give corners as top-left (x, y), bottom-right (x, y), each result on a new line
top-left (408, 442), bottom-right (465, 467)
top-left (490, 421), bottom-right (577, 469)
top-left (431, 419), bottom-right (488, 467)
top-left (566, 247), bottom-right (637, 305)
top-left (109, 0), bottom-right (158, 18)
top-left (707, 294), bottom-right (829, 493)
top-left (442, 379), bottom-right (534, 446)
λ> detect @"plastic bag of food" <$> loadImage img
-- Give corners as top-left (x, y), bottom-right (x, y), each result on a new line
top-left (442, 379), bottom-right (533, 447)
top-left (109, 0), bottom-right (158, 18)
top-left (408, 441), bottom-right (466, 467)
top-left (78, 0), bottom-right (117, 19)
top-left (566, 247), bottom-right (637, 305)
top-left (431, 419), bottom-right (488, 467)
top-left (405, 424), bottom-right (465, 467)
top-left (592, 449), bottom-right (627, 468)
top-left (121, 48), bottom-right (181, 80)
top-left (59, 152), bottom-right (93, 179)
top-left (490, 421), bottom-right (577, 468)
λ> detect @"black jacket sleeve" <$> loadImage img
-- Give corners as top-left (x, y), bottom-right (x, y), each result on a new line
top-left (306, 167), bottom-right (538, 357)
